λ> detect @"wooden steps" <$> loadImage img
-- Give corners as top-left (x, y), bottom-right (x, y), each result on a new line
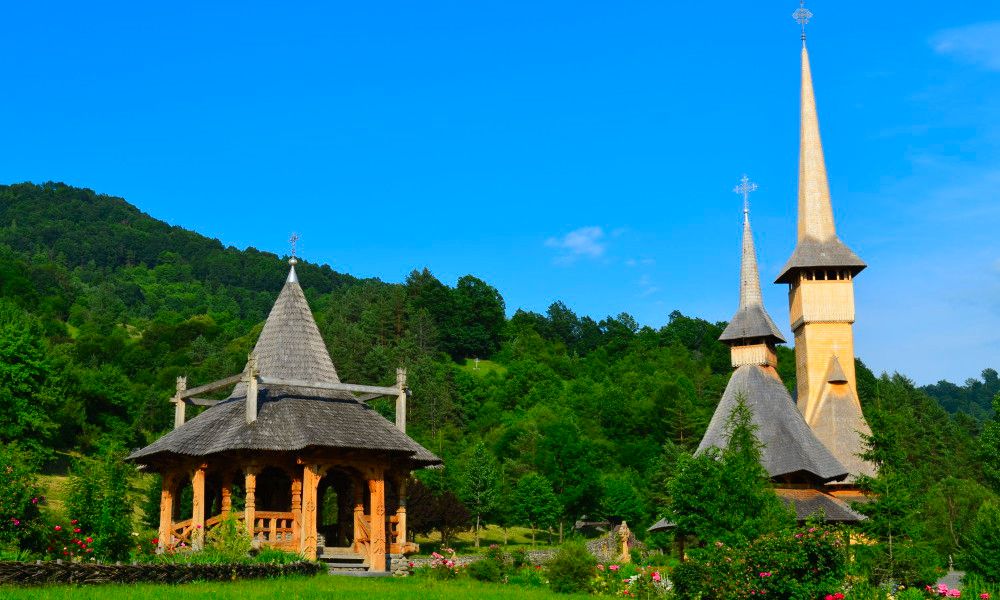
top-left (319, 547), bottom-right (380, 576)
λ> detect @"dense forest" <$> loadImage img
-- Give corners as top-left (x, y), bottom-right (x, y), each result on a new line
top-left (1, 182), bottom-right (998, 572)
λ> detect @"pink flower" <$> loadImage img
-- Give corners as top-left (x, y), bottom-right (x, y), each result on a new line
top-left (834, 594), bottom-right (844, 600)
top-left (979, 594), bottom-right (990, 600)
top-left (825, 595), bottom-right (835, 600)
top-left (948, 591), bottom-right (961, 598)
top-left (652, 571), bottom-right (661, 582)
top-left (598, 564), bottom-right (605, 571)
top-left (53, 525), bottom-right (62, 531)
top-left (71, 519), bottom-right (78, 525)
top-left (31, 498), bottom-right (38, 504)
top-left (610, 565), bottom-right (620, 572)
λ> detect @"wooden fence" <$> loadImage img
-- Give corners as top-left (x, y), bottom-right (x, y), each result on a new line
top-left (0, 560), bottom-right (324, 586)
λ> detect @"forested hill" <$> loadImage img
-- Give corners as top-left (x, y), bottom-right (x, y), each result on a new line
top-left (0, 181), bottom-right (996, 557)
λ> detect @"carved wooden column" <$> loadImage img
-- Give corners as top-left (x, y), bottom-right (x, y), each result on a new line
top-left (157, 473), bottom-right (174, 552)
top-left (352, 479), bottom-right (365, 555)
top-left (368, 469), bottom-right (386, 571)
top-left (395, 477), bottom-right (408, 549)
top-left (291, 473), bottom-right (302, 547)
top-left (220, 472), bottom-right (233, 514)
top-left (244, 467), bottom-right (259, 539)
top-left (191, 465), bottom-right (206, 551)
top-left (299, 463), bottom-right (324, 559)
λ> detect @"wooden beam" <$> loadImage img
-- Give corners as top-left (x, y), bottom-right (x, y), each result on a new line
top-left (245, 469), bottom-right (258, 539)
top-left (257, 376), bottom-right (398, 397)
top-left (395, 368), bottom-right (407, 432)
top-left (179, 374), bottom-right (245, 399)
top-left (186, 397), bottom-right (222, 407)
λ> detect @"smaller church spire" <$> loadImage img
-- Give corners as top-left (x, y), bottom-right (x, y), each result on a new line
top-left (719, 176), bottom-right (785, 351)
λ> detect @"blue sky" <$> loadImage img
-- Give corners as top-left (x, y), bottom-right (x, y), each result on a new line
top-left (1, 1), bottom-right (998, 385)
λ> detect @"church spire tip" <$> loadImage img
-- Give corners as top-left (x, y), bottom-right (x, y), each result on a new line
top-left (793, 0), bottom-right (812, 47)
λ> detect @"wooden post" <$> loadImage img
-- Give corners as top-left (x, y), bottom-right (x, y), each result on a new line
top-left (395, 368), bottom-right (407, 432)
top-left (353, 481), bottom-right (365, 555)
top-left (244, 468), bottom-right (258, 539)
top-left (245, 354), bottom-right (259, 424)
top-left (191, 466), bottom-right (206, 551)
top-left (158, 473), bottom-right (174, 552)
top-left (368, 470), bottom-right (386, 571)
top-left (173, 376), bottom-right (187, 429)
top-left (300, 464), bottom-right (322, 559)
top-left (396, 477), bottom-right (408, 548)
top-left (291, 474), bottom-right (302, 547)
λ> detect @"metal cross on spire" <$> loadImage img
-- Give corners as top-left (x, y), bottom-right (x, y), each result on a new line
top-left (793, 0), bottom-right (813, 43)
top-left (733, 175), bottom-right (758, 215)
top-left (289, 232), bottom-right (300, 264)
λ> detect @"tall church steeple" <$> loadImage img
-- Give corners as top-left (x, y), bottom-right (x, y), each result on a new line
top-left (719, 177), bottom-right (785, 369)
top-left (776, 6), bottom-right (874, 481)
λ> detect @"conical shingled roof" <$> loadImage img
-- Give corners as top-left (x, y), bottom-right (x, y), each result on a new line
top-left (696, 365), bottom-right (848, 484)
top-left (775, 44), bottom-right (865, 284)
top-left (128, 263), bottom-right (441, 469)
top-left (804, 357), bottom-right (875, 483)
top-left (719, 211), bottom-right (785, 344)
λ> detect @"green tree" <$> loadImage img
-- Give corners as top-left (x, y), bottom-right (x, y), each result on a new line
top-left (980, 394), bottom-right (1000, 494)
top-left (855, 408), bottom-right (939, 585)
top-left (0, 300), bottom-right (56, 455)
top-left (513, 473), bottom-right (561, 545)
top-left (0, 443), bottom-right (45, 552)
top-left (961, 501), bottom-right (1000, 582)
top-left (461, 442), bottom-right (501, 548)
top-left (665, 397), bottom-right (791, 547)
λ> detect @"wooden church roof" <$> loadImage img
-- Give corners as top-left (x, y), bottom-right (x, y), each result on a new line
top-left (697, 365), bottom-right (848, 484)
top-left (128, 262), bottom-right (441, 469)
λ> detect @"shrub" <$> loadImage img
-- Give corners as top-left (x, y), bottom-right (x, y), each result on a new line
top-left (672, 526), bottom-right (848, 600)
top-left (66, 444), bottom-right (135, 561)
top-left (547, 541), bottom-right (596, 594)
top-left (511, 547), bottom-right (530, 568)
top-left (207, 510), bottom-right (252, 560)
top-left (0, 443), bottom-right (45, 553)
top-left (468, 557), bottom-right (503, 582)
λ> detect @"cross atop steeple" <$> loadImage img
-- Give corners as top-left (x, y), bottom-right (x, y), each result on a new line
top-left (793, 1), bottom-right (813, 44)
top-left (289, 232), bottom-right (300, 262)
top-left (733, 175), bottom-right (758, 217)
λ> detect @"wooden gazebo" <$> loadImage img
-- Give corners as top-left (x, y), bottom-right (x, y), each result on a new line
top-left (127, 258), bottom-right (441, 571)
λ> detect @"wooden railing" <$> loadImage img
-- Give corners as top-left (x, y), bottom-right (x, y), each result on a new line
top-left (251, 511), bottom-right (296, 548)
top-left (168, 512), bottom-right (297, 551)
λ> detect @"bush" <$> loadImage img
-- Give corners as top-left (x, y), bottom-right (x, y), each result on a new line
top-left (467, 557), bottom-right (503, 582)
top-left (208, 510), bottom-right (252, 560)
top-left (66, 444), bottom-right (135, 561)
top-left (672, 526), bottom-right (848, 600)
top-left (0, 443), bottom-right (45, 553)
top-left (547, 541), bottom-right (596, 594)
top-left (511, 547), bottom-right (530, 568)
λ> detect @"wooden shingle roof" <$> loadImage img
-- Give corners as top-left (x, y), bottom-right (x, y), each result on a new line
top-left (128, 264), bottom-right (441, 468)
top-left (697, 365), bottom-right (848, 484)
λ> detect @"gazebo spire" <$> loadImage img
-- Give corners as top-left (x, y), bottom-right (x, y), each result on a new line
top-left (287, 232), bottom-right (300, 283)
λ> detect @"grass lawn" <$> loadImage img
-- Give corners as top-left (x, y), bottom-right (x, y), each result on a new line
top-left (459, 358), bottom-right (507, 377)
top-left (0, 574), bottom-right (587, 599)
top-left (414, 524), bottom-right (562, 555)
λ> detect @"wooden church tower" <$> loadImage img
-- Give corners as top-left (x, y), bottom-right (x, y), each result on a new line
top-left (774, 5), bottom-right (875, 482)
